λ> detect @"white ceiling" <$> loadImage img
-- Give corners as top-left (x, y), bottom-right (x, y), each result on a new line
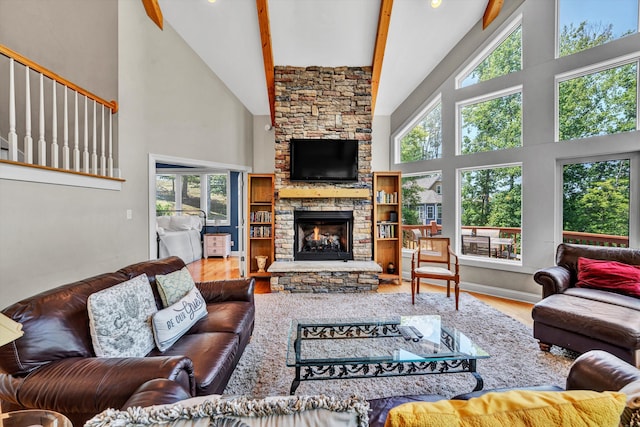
top-left (158, 0), bottom-right (487, 116)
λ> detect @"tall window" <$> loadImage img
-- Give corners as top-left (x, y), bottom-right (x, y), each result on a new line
top-left (460, 165), bottom-right (522, 260)
top-left (562, 158), bottom-right (630, 245)
top-left (155, 172), bottom-right (230, 225)
top-left (398, 99), bottom-right (442, 163)
top-left (558, 0), bottom-right (638, 57)
top-left (558, 61), bottom-right (638, 141)
top-left (459, 88), bottom-right (522, 154)
top-left (458, 23), bottom-right (522, 88)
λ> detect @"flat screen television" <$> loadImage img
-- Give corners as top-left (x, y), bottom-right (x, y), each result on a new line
top-left (290, 138), bottom-right (359, 182)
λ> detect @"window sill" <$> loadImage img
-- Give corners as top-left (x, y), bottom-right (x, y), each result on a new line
top-left (0, 160), bottom-right (124, 190)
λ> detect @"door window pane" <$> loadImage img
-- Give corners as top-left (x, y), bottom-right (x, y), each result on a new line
top-left (156, 174), bottom-right (176, 211)
top-left (208, 173), bottom-right (228, 223)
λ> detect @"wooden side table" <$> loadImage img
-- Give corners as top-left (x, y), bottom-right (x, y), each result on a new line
top-left (204, 233), bottom-right (231, 258)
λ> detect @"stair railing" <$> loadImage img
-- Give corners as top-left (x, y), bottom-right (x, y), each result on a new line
top-left (1, 44), bottom-right (118, 178)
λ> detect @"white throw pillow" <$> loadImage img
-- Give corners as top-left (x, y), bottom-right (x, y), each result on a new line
top-left (87, 274), bottom-right (158, 357)
top-left (156, 216), bottom-right (171, 230)
top-left (156, 267), bottom-right (196, 307)
top-left (170, 215), bottom-right (194, 231)
top-left (152, 287), bottom-right (207, 352)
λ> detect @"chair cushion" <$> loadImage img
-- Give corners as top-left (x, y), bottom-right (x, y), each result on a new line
top-left (414, 266), bottom-right (454, 277)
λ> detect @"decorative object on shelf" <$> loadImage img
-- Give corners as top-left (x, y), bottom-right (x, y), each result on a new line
top-left (0, 313), bottom-right (23, 347)
top-left (387, 262), bottom-right (396, 274)
top-left (256, 255), bottom-right (269, 273)
top-left (389, 211), bottom-right (398, 222)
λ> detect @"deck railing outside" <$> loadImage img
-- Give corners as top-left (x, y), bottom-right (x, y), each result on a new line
top-left (0, 44), bottom-right (118, 178)
top-left (402, 222), bottom-right (629, 253)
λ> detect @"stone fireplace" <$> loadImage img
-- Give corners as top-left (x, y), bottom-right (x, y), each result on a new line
top-left (294, 210), bottom-right (353, 261)
top-left (267, 65), bottom-right (382, 292)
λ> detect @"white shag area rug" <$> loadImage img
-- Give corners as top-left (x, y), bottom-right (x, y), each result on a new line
top-left (224, 292), bottom-right (575, 400)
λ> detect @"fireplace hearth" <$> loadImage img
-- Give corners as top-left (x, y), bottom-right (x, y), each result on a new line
top-left (294, 211), bottom-right (353, 261)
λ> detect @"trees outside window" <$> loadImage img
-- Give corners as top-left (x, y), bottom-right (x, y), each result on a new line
top-left (558, 0), bottom-right (638, 57)
top-left (155, 172), bottom-right (229, 225)
top-left (558, 61), bottom-right (637, 141)
top-left (459, 24), bottom-right (522, 88)
top-left (563, 159), bottom-right (630, 242)
top-left (398, 100), bottom-right (442, 163)
top-left (459, 89), bottom-right (522, 154)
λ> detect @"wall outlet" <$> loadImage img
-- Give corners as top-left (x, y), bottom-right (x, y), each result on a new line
top-left (126, 209), bottom-right (133, 220)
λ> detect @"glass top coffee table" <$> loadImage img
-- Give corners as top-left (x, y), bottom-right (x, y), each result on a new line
top-left (286, 315), bottom-right (489, 394)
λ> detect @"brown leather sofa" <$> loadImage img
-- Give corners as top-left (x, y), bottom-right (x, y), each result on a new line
top-left (0, 256), bottom-right (255, 426)
top-left (532, 243), bottom-right (640, 366)
top-left (118, 349), bottom-right (640, 427)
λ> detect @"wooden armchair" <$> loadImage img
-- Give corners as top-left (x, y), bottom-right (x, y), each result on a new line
top-left (411, 237), bottom-right (460, 310)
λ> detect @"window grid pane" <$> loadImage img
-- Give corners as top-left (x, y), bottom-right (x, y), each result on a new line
top-left (399, 103), bottom-right (442, 163)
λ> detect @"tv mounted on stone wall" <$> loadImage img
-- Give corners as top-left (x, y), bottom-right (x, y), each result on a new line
top-left (290, 138), bottom-right (358, 182)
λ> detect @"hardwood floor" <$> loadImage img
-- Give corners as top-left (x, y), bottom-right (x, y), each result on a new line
top-left (187, 257), bottom-right (534, 327)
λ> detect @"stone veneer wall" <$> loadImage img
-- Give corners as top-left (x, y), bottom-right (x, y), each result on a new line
top-left (273, 66), bottom-right (373, 262)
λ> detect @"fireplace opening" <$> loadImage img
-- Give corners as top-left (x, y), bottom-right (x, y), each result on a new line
top-left (294, 211), bottom-right (353, 261)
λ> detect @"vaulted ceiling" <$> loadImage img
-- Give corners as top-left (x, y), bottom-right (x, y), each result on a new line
top-left (144, 0), bottom-right (503, 120)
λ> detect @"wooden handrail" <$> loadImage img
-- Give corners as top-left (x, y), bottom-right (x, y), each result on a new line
top-left (0, 44), bottom-right (118, 114)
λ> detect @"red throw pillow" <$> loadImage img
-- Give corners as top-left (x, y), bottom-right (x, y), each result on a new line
top-left (576, 257), bottom-right (640, 297)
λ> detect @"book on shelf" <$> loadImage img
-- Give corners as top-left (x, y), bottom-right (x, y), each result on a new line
top-left (376, 190), bottom-right (398, 204)
top-left (250, 225), bottom-right (272, 238)
top-left (250, 211), bottom-right (272, 223)
top-left (377, 223), bottom-right (396, 238)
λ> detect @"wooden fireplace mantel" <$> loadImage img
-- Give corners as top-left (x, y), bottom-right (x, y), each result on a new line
top-left (278, 188), bottom-right (370, 199)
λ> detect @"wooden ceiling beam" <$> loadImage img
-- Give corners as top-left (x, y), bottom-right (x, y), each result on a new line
top-left (371, 0), bottom-right (394, 117)
top-left (482, 0), bottom-right (504, 29)
top-left (256, 0), bottom-right (275, 126)
top-left (142, 0), bottom-right (164, 30)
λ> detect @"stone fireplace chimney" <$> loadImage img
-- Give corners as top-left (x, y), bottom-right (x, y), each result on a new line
top-left (273, 66), bottom-right (374, 263)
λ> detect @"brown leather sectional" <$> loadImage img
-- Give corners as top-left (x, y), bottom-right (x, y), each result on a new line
top-left (0, 256), bottom-right (255, 426)
top-left (532, 243), bottom-right (640, 366)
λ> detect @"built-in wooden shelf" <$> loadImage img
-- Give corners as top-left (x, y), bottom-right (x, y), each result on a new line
top-left (278, 188), bottom-right (369, 199)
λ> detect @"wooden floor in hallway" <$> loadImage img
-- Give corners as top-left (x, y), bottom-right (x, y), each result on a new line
top-left (187, 256), bottom-right (534, 327)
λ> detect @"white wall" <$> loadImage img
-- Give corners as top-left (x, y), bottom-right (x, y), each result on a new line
top-left (252, 115), bottom-right (276, 173)
top-left (371, 115), bottom-right (391, 172)
top-left (0, 0), bottom-right (254, 305)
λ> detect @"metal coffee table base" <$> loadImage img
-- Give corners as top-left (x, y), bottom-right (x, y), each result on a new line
top-left (290, 358), bottom-right (484, 394)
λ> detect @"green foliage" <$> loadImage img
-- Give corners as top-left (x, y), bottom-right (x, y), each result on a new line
top-left (563, 160), bottom-right (630, 236)
top-left (462, 26), bottom-right (522, 87)
top-left (461, 167), bottom-right (521, 228)
top-left (401, 177), bottom-right (426, 225)
top-left (400, 103), bottom-right (442, 163)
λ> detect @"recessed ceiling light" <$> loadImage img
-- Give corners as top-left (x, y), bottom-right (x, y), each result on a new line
top-left (208, 0), bottom-right (216, 3)
top-left (431, 0), bottom-right (442, 8)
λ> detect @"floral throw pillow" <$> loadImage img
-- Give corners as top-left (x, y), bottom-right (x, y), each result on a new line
top-left (156, 267), bottom-right (196, 307)
top-left (87, 274), bottom-right (158, 357)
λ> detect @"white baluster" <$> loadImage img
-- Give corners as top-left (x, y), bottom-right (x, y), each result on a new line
top-left (83, 95), bottom-right (89, 173)
top-left (63, 88), bottom-right (69, 170)
top-left (24, 66), bottom-right (33, 164)
top-left (108, 112), bottom-right (113, 177)
top-left (73, 91), bottom-right (80, 171)
top-left (37, 73), bottom-right (46, 166)
top-left (51, 81), bottom-right (58, 168)
top-left (91, 100), bottom-right (97, 174)
top-left (100, 105), bottom-right (106, 176)
top-left (7, 59), bottom-right (18, 161)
